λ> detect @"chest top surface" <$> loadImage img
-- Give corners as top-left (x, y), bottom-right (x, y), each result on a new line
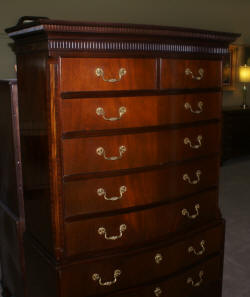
top-left (5, 16), bottom-right (240, 57)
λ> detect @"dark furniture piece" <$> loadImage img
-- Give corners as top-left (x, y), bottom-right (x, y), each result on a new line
top-left (0, 80), bottom-right (26, 297)
top-left (222, 107), bottom-right (250, 162)
top-left (3, 17), bottom-right (239, 297)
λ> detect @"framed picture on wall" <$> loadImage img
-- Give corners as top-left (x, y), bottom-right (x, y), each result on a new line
top-left (223, 45), bottom-right (238, 91)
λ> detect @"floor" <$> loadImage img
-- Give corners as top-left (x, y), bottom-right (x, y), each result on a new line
top-left (220, 157), bottom-right (250, 297)
top-left (0, 157), bottom-right (250, 297)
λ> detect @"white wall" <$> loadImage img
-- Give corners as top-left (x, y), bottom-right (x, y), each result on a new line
top-left (1, 0), bottom-right (249, 105)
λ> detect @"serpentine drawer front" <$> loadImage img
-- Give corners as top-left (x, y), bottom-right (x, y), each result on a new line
top-left (62, 122), bottom-right (220, 176)
top-left (0, 80), bottom-right (26, 297)
top-left (64, 189), bottom-right (219, 256)
top-left (60, 58), bottom-right (157, 92)
top-left (60, 224), bottom-right (223, 297)
top-left (60, 92), bottom-right (221, 132)
top-left (63, 156), bottom-right (219, 218)
top-left (112, 255), bottom-right (222, 297)
top-left (5, 17), bottom-right (238, 297)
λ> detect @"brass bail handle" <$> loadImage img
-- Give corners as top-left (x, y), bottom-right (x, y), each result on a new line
top-left (95, 67), bottom-right (127, 83)
top-left (184, 101), bottom-right (203, 114)
top-left (96, 106), bottom-right (127, 121)
top-left (98, 224), bottom-right (127, 240)
top-left (187, 270), bottom-right (204, 287)
top-left (185, 68), bottom-right (204, 80)
top-left (97, 186), bottom-right (127, 201)
top-left (96, 145), bottom-right (126, 161)
top-left (188, 240), bottom-right (206, 256)
top-left (184, 135), bottom-right (203, 149)
top-left (154, 287), bottom-right (162, 296)
top-left (183, 170), bottom-right (202, 185)
top-left (92, 269), bottom-right (122, 286)
top-left (182, 204), bottom-right (200, 219)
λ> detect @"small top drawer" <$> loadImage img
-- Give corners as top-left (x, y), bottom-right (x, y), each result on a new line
top-left (60, 58), bottom-right (157, 92)
top-left (160, 59), bottom-right (222, 89)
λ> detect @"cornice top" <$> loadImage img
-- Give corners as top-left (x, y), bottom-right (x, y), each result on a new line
top-left (6, 16), bottom-right (240, 44)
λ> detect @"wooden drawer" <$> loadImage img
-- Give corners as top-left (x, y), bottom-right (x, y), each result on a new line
top-left (64, 189), bottom-right (219, 256)
top-left (64, 156), bottom-right (219, 218)
top-left (113, 257), bottom-right (222, 297)
top-left (62, 123), bottom-right (220, 176)
top-left (61, 93), bottom-right (221, 133)
top-left (161, 59), bottom-right (222, 89)
top-left (60, 58), bottom-right (157, 92)
top-left (60, 226), bottom-right (223, 297)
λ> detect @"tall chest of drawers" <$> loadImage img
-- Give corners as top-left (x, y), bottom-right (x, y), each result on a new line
top-left (4, 17), bottom-right (239, 297)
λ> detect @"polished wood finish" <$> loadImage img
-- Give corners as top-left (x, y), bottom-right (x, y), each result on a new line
top-left (61, 93), bottom-right (221, 132)
top-left (4, 17), bottom-right (239, 297)
top-left (62, 123), bottom-right (220, 176)
top-left (161, 59), bottom-right (222, 89)
top-left (22, 221), bottom-right (223, 297)
top-left (0, 80), bottom-right (26, 297)
top-left (0, 81), bottom-right (22, 215)
top-left (222, 107), bottom-right (250, 162)
top-left (60, 58), bottom-right (157, 92)
top-left (113, 256), bottom-right (222, 297)
top-left (15, 53), bottom-right (56, 257)
top-left (60, 229), bottom-right (223, 297)
top-left (63, 156), bottom-right (219, 217)
top-left (64, 189), bottom-right (219, 256)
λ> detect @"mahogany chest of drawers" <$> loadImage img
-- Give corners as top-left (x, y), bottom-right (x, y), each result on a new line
top-left (2, 17), bottom-right (239, 297)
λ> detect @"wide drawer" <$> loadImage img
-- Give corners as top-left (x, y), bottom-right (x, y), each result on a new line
top-left (62, 122), bottom-right (220, 176)
top-left (114, 257), bottom-right (222, 297)
top-left (60, 224), bottom-right (223, 297)
top-left (64, 189), bottom-right (219, 256)
top-left (60, 58), bottom-right (157, 92)
top-left (61, 93), bottom-right (221, 133)
top-left (64, 156), bottom-right (219, 218)
top-left (161, 59), bottom-right (222, 89)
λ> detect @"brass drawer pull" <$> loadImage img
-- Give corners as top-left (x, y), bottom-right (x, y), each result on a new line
top-left (188, 240), bottom-right (206, 256)
top-left (96, 106), bottom-right (127, 121)
top-left (92, 269), bottom-right (122, 286)
top-left (96, 146), bottom-right (126, 160)
top-left (185, 68), bottom-right (204, 80)
top-left (155, 253), bottom-right (163, 264)
top-left (187, 270), bottom-right (204, 287)
top-left (98, 224), bottom-right (127, 240)
top-left (95, 67), bottom-right (127, 83)
top-left (154, 287), bottom-right (162, 296)
top-left (184, 101), bottom-right (203, 114)
top-left (183, 170), bottom-right (202, 185)
top-left (184, 135), bottom-right (202, 149)
top-left (97, 186), bottom-right (127, 201)
top-left (182, 204), bottom-right (200, 219)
